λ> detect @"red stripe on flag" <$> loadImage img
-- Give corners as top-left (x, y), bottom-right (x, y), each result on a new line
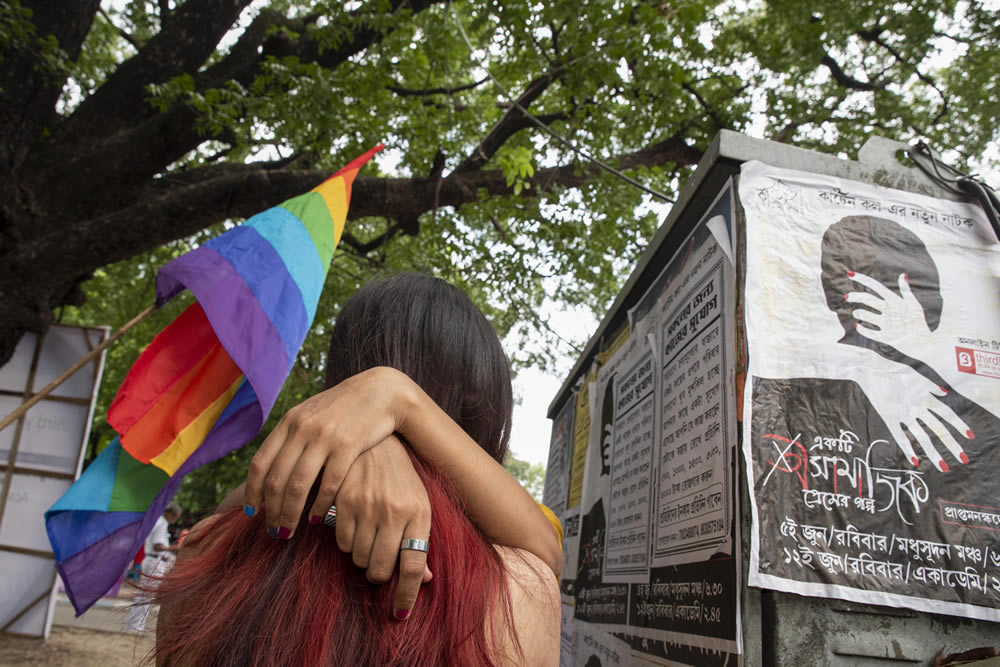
top-left (121, 341), bottom-right (241, 464)
top-left (108, 303), bottom-right (219, 434)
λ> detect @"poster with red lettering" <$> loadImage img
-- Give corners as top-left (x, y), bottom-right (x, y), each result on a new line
top-left (741, 160), bottom-right (1000, 621)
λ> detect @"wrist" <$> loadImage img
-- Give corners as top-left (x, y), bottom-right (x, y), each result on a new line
top-left (901, 330), bottom-right (938, 366)
top-left (370, 366), bottom-right (422, 434)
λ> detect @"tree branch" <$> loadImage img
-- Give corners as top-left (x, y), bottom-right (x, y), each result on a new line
top-left (388, 77), bottom-right (489, 97)
top-left (681, 81), bottom-right (726, 130)
top-left (32, 0), bottom-right (450, 220)
top-left (59, 0), bottom-right (256, 143)
top-left (0, 1), bottom-right (101, 171)
top-left (98, 7), bottom-right (142, 50)
top-left (25, 136), bottom-right (700, 282)
top-left (821, 53), bottom-right (886, 91)
top-left (454, 69), bottom-right (564, 174)
top-left (858, 31), bottom-right (949, 124)
top-left (258, 0), bottom-right (448, 73)
top-left (340, 223), bottom-right (403, 254)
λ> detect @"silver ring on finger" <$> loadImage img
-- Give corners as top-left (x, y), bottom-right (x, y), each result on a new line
top-left (400, 537), bottom-right (429, 553)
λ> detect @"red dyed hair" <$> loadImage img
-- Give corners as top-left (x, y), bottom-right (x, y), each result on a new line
top-left (153, 456), bottom-right (515, 666)
top-left (155, 274), bottom-right (521, 665)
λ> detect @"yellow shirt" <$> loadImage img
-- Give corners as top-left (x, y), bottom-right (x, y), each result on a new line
top-left (537, 502), bottom-right (563, 545)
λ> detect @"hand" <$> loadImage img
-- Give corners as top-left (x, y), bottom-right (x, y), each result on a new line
top-left (334, 435), bottom-right (433, 619)
top-left (244, 366), bottom-right (417, 538)
top-left (846, 271), bottom-right (935, 359)
top-left (856, 364), bottom-right (971, 471)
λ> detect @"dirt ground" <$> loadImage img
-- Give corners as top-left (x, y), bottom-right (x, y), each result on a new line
top-left (0, 626), bottom-right (156, 666)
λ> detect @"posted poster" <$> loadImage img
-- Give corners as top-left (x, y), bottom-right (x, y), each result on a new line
top-left (544, 398), bottom-right (575, 518)
top-left (741, 160), bottom-right (1000, 621)
top-left (561, 375), bottom-right (595, 595)
top-left (568, 182), bottom-right (742, 663)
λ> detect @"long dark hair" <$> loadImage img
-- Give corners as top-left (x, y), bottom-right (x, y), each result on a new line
top-left (153, 273), bottom-right (517, 666)
top-left (325, 272), bottom-right (513, 461)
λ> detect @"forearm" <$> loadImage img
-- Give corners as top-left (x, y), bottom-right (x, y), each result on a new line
top-left (396, 378), bottom-right (563, 578)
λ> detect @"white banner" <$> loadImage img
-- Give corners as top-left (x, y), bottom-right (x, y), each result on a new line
top-left (0, 325), bottom-right (107, 637)
top-left (741, 160), bottom-right (1000, 621)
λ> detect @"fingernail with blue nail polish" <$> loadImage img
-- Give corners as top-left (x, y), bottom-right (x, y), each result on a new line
top-left (244, 504), bottom-right (255, 517)
top-left (267, 526), bottom-right (278, 538)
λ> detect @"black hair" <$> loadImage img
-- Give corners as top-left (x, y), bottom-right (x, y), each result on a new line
top-left (324, 273), bottom-right (513, 463)
top-left (820, 215), bottom-right (942, 334)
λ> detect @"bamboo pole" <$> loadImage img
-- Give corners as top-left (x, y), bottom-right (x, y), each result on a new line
top-left (0, 305), bottom-right (157, 434)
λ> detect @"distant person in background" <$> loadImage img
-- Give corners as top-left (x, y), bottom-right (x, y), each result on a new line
top-left (125, 502), bottom-right (182, 632)
top-left (144, 502), bottom-right (182, 574)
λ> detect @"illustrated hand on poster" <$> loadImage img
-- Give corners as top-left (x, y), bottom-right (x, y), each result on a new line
top-left (856, 363), bottom-right (970, 471)
top-left (847, 271), bottom-right (935, 360)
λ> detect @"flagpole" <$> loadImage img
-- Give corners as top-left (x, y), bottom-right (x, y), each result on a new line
top-left (0, 305), bottom-right (158, 434)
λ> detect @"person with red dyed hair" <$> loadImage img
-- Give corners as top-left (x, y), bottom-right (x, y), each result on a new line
top-left (154, 273), bottom-right (561, 666)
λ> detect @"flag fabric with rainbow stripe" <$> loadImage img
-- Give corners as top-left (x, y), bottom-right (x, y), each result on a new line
top-left (46, 145), bottom-right (382, 616)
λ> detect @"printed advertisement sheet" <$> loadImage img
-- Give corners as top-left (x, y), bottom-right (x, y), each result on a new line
top-left (566, 182), bottom-right (741, 662)
top-left (741, 160), bottom-right (1000, 621)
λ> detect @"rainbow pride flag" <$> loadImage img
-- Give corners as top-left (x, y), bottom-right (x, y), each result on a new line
top-left (46, 146), bottom-right (382, 615)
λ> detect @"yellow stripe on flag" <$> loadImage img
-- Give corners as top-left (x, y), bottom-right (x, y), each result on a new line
top-left (313, 172), bottom-right (350, 247)
top-left (150, 378), bottom-right (244, 476)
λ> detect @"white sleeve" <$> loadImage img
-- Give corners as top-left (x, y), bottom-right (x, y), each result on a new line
top-left (146, 516), bottom-right (169, 553)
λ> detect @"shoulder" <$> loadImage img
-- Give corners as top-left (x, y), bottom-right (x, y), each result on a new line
top-left (492, 546), bottom-right (561, 667)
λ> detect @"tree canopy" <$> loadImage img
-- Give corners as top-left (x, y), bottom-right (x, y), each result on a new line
top-left (2, 0), bottom-right (997, 508)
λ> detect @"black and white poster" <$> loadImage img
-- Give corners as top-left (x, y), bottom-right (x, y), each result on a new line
top-left (741, 160), bottom-right (1000, 621)
top-left (565, 182), bottom-right (742, 663)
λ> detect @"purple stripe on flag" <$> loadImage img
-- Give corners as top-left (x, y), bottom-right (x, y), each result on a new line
top-left (46, 507), bottom-right (144, 563)
top-left (156, 247), bottom-right (290, 416)
top-left (204, 225), bottom-right (310, 363)
top-left (53, 514), bottom-right (143, 614)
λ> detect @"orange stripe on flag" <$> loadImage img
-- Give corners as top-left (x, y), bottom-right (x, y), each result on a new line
top-left (121, 341), bottom-right (243, 463)
top-left (150, 377), bottom-right (243, 476)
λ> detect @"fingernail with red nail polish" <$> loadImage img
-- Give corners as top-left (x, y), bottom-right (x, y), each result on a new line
top-left (278, 526), bottom-right (291, 539)
top-left (967, 429), bottom-right (975, 440)
top-left (267, 526), bottom-right (278, 539)
top-left (960, 453), bottom-right (970, 464)
top-left (939, 386), bottom-right (947, 394)
top-left (395, 610), bottom-right (409, 621)
top-left (847, 271), bottom-right (855, 277)
top-left (903, 273), bottom-right (908, 283)
top-left (309, 515), bottom-right (321, 525)
top-left (911, 457), bottom-right (919, 467)
top-left (938, 460), bottom-right (950, 473)
top-left (844, 293), bottom-right (849, 301)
